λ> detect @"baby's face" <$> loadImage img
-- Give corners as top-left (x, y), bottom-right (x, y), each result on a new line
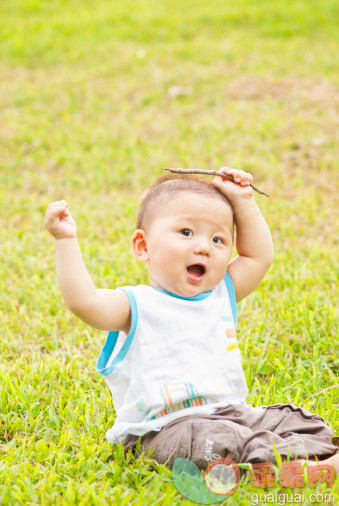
top-left (143, 191), bottom-right (233, 298)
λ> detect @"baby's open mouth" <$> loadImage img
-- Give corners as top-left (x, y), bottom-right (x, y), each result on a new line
top-left (187, 264), bottom-right (206, 279)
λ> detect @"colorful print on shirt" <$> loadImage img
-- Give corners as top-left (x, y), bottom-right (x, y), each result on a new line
top-left (149, 382), bottom-right (208, 420)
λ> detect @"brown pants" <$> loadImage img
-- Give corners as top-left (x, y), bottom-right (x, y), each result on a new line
top-left (123, 404), bottom-right (339, 470)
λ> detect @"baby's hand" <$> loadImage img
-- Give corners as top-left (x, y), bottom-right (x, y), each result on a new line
top-left (45, 200), bottom-right (76, 240)
top-left (212, 167), bottom-right (253, 204)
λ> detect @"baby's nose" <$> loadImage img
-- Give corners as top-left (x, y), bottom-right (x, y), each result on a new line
top-left (193, 239), bottom-right (211, 256)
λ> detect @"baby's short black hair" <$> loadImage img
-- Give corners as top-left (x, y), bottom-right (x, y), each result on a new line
top-left (137, 174), bottom-right (234, 231)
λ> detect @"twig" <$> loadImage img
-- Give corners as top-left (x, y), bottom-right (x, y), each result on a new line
top-left (306, 385), bottom-right (339, 399)
top-left (165, 168), bottom-right (270, 197)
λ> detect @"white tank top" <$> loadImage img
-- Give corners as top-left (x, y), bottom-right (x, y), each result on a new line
top-left (96, 273), bottom-right (248, 444)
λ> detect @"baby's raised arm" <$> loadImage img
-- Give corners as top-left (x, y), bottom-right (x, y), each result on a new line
top-left (213, 169), bottom-right (274, 302)
top-left (44, 201), bottom-right (131, 333)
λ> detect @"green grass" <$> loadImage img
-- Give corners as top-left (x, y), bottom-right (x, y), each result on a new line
top-left (0, 0), bottom-right (338, 504)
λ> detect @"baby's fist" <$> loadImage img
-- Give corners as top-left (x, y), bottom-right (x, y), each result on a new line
top-left (212, 167), bottom-right (253, 203)
top-left (45, 200), bottom-right (76, 240)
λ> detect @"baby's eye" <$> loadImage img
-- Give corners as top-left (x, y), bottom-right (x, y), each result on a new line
top-left (213, 237), bottom-right (224, 244)
top-left (180, 229), bottom-right (193, 237)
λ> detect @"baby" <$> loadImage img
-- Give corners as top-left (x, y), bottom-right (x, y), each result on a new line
top-left (45, 167), bottom-right (338, 474)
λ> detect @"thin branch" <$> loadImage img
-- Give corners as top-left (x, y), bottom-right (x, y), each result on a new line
top-left (165, 168), bottom-right (270, 197)
top-left (306, 385), bottom-right (339, 399)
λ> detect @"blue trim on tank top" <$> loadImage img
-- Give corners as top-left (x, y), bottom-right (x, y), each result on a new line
top-left (96, 288), bottom-right (138, 377)
top-left (153, 274), bottom-right (237, 323)
top-left (224, 272), bottom-right (237, 324)
top-left (152, 287), bottom-right (212, 300)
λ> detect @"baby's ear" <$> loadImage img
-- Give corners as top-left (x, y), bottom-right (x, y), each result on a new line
top-left (131, 229), bottom-right (149, 262)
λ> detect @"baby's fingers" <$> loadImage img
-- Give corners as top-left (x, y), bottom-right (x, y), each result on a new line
top-left (45, 201), bottom-right (70, 222)
top-left (48, 200), bottom-right (68, 210)
top-left (219, 167), bottom-right (253, 185)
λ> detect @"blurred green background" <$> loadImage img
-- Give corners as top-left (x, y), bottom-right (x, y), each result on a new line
top-left (1, 0), bottom-right (338, 504)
